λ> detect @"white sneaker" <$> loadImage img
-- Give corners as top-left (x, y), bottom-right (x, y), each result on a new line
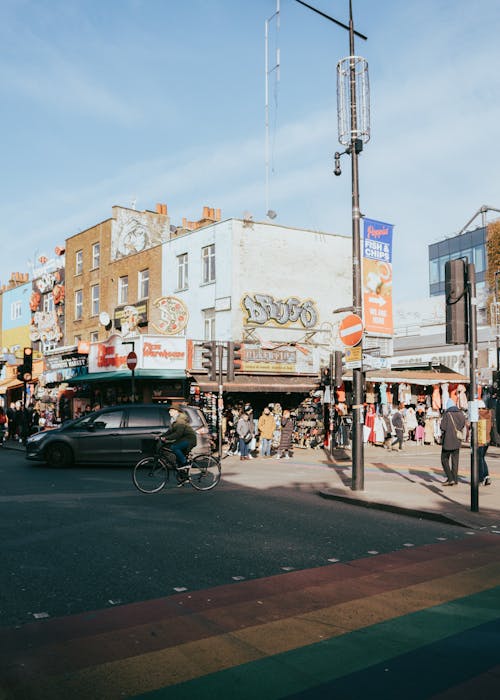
top-left (275, 455), bottom-right (281, 459)
top-left (284, 454), bottom-right (291, 459)
top-left (248, 454), bottom-right (253, 459)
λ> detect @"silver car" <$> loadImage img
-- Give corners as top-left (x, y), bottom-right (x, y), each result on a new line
top-left (26, 404), bottom-right (211, 468)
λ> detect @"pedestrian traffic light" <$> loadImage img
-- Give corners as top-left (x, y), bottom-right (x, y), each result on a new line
top-left (445, 259), bottom-right (468, 345)
top-left (320, 367), bottom-right (330, 387)
top-left (16, 364), bottom-right (25, 382)
top-left (226, 342), bottom-right (243, 382)
top-left (201, 341), bottom-right (217, 382)
top-left (23, 347), bottom-right (33, 381)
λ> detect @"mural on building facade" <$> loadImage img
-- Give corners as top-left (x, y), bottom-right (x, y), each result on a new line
top-left (111, 209), bottom-right (169, 260)
top-left (151, 296), bottom-right (189, 335)
top-left (241, 293), bottom-right (319, 329)
top-left (29, 267), bottom-right (65, 346)
top-left (113, 303), bottom-right (147, 337)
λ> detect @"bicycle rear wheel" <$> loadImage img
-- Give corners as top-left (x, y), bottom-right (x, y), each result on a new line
top-left (189, 454), bottom-right (221, 491)
top-left (133, 457), bottom-right (168, 493)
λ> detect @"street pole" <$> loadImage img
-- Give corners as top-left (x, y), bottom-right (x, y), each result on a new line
top-left (348, 4), bottom-right (364, 491)
top-left (329, 352), bottom-right (334, 456)
top-left (468, 263), bottom-right (479, 512)
top-left (217, 344), bottom-right (224, 458)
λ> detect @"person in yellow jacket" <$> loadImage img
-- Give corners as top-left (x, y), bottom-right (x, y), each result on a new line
top-left (258, 407), bottom-right (276, 457)
top-left (478, 400), bottom-right (492, 486)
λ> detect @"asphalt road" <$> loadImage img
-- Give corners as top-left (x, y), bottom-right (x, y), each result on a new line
top-left (1, 448), bottom-right (468, 627)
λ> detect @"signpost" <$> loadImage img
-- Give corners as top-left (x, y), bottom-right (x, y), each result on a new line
top-left (126, 351), bottom-right (137, 402)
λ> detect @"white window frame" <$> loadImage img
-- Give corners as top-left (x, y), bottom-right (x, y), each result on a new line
top-left (118, 276), bottom-right (129, 304)
top-left (177, 253), bottom-right (188, 290)
top-left (91, 284), bottom-right (100, 316)
top-left (43, 294), bottom-right (55, 313)
top-left (11, 301), bottom-right (22, 320)
top-left (203, 308), bottom-right (216, 340)
top-left (75, 250), bottom-right (83, 275)
top-left (201, 244), bottom-right (215, 284)
top-left (92, 242), bottom-right (100, 269)
top-left (75, 290), bottom-right (83, 320)
top-left (138, 269), bottom-right (149, 299)
top-left (90, 331), bottom-right (99, 343)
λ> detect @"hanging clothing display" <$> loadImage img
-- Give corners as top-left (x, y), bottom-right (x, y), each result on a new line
top-left (432, 384), bottom-right (441, 411)
top-left (398, 383), bottom-right (411, 405)
top-left (379, 381), bottom-right (387, 405)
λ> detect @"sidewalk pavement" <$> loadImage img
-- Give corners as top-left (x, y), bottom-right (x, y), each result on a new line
top-left (319, 441), bottom-right (500, 530)
top-left (6, 436), bottom-right (500, 529)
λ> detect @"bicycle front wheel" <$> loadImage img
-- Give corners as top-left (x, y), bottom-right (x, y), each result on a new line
top-left (189, 454), bottom-right (221, 491)
top-left (133, 457), bottom-right (168, 494)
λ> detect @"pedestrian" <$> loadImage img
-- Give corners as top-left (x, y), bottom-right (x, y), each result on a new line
top-left (382, 413), bottom-right (392, 449)
top-left (236, 411), bottom-right (252, 460)
top-left (276, 409), bottom-right (294, 459)
top-left (0, 407), bottom-right (7, 445)
top-left (390, 404), bottom-right (405, 451)
top-left (478, 400), bottom-right (492, 486)
top-left (243, 402), bottom-right (256, 458)
top-left (439, 398), bottom-right (466, 486)
top-left (258, 407), bottom-right (275, 457)
top-left (7, 403), bottom-right (15, 440)
top-left (405, 406), bottom-right (418, 441)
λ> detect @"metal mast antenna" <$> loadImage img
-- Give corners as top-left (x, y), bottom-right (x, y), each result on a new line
top-left (265, 0), bottom-right (280, 219)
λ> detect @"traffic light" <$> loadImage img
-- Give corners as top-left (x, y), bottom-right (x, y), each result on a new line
top-left (23, 347), bottom-right (33, 381)
top-left (16, 364), bottom-right (25, 382)
top-left (445, 259), bottom-right (468, 345)
top-left (320, 367), bottom-right (330, 387)
top-left (201, 341), bottom-right (216, 382)
top-left (226, 342), bottom-right (243, 382)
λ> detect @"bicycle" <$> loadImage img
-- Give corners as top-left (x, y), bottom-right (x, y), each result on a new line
top-left (132, 436), bottom-right (221, 493)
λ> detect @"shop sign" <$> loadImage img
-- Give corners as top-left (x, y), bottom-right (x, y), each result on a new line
top-left (362, 218), bottom-right (394, 336)
top-left (88, 335), bottom-right (136, 372)
top-left (242, 293), bottom-right (318, 329)
top-left (239, 344), bottom-right (315, 374)
top-left (151, 296), bottom-right (189, 335)
top-left (114, 303), bottom-right (148, 337)
top-left (142, 337), bottom-right (187, 370)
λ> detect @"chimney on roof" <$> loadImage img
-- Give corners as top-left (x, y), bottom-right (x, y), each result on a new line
top-left (156, 203), bottom-right (168, 215)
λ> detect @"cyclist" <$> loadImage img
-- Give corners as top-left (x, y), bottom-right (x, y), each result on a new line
top-left (162, 406), bottom-right (197, 469)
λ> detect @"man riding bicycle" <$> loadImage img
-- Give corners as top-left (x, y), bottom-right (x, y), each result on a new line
top-left (162, 406), bottom-right (197, 468)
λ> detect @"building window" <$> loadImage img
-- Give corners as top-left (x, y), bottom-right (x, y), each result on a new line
top-left (75, 250), bottom-right (83, 275)
top-left (202, 244), bottom-right (215, 284)
top-left (74, 335), bottom-right (82, 345)
top-left (75, 290), bottom-right (83, 320)
top-left (138, 269), bottom-right (149, 299)
top-left (42, 294), bottom-right (55, 313)
top-left (90, 331), bottom-right (99, 343)
top-left (11, 301), bottom-right (21, 320)
top-left (91, 284), bottom-right (100, 316)
top-left (118, 276), bottom-right (128, 304)
top-left (203, 308), bottom-right (215, 340)
top-left (92, 243), bottom-right (100, 269)
top-left (177, 253), bottom-right (188, 290)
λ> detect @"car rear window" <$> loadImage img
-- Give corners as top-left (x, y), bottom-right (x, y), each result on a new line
top-left (127, 407), bottom-right (166, 428)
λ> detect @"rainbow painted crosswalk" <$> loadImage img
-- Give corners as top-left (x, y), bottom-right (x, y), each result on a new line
top-left (1, 535), bottom-right (500, 699)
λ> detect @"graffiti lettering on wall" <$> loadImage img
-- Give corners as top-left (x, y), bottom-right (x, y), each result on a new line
top-left (242, 294), bottom-right (318, 329)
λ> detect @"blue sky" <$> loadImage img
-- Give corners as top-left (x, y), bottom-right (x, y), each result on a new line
top-left (1, 0), bottom-right (500, 303)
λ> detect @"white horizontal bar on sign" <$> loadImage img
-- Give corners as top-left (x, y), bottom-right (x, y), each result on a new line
top-left (339, 324), bottom-right (363, 338)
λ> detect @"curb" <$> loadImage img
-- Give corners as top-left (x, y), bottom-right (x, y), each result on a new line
top-left (318, 488), bottom-right (468, 528)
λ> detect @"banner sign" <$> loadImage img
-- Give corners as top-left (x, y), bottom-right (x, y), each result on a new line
top-left (362, 218), bottom-right (394, 336)
top-left (141, 337), bottom-right (187, 370)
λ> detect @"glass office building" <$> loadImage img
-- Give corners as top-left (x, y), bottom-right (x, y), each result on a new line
top-left (428, 226), bottom-right (487, 297)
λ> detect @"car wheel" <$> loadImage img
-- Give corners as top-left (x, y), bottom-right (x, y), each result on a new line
top-left (45, 443), bottom-right (73, 468)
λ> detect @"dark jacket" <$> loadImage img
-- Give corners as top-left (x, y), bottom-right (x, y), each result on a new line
top-left (440, 406), bottom-right (466, 451)
top-left (163, 413), bottom-right (197, 449)
top-left (279, 417), bottom-right (294, 450)
top-left (391, 410), bottom-right (404, 433)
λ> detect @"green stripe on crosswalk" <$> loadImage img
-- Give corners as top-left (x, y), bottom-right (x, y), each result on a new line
top-left (135, 585), bottom-right (500, 700)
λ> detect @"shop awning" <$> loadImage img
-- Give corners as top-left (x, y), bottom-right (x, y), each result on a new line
top-left (358, 368), bottom-right (470, 386)
top-left (68, 369), bottom-right (187, 384)
top-left (0, 377), bottom-right (23, 394)
top-left (190, 374), bottom-right (318, 393)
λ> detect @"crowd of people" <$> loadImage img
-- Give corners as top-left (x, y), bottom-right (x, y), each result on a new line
top-left (222, 402), bottom-right (306, 461)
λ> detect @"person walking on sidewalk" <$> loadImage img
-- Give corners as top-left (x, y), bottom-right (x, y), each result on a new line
top-left (258, 407), bottom-right (275, 457)
top-left (440, 399), bottom-right (466, 486)
top-left (276, 409), bottom-right (294, 459)
top-left (390, 405), bottom-right (405, 451)
top-left (478, 400), bottom-right (492, 486)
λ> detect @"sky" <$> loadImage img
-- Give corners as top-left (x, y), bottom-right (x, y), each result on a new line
top-left (1, 0), bottom-right (500, 304)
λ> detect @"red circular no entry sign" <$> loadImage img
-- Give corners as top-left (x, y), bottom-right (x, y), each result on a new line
top-left (126, 351), bottom-right (138, 370)
top-left (338, 313), bottom-right (364, 347)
